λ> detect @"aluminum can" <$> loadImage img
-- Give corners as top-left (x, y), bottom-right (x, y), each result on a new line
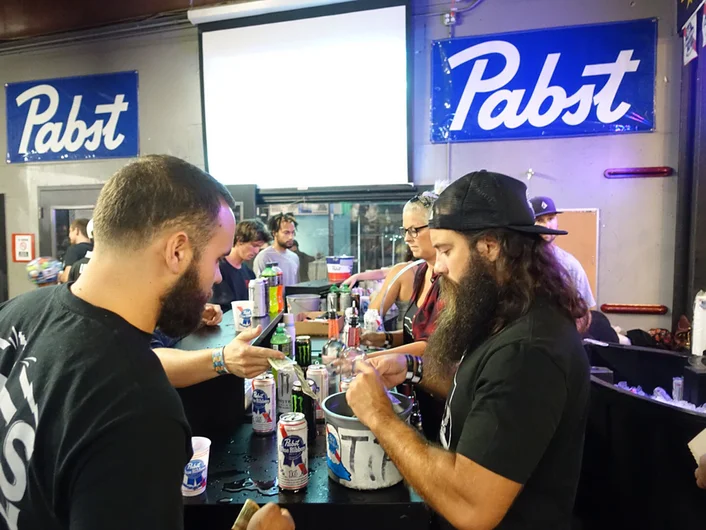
top-left (339, 376), bottom-right (352, 392)
top-left (295, 335), bottom-right (312, 368)
top-left (327, 291), bottom-right (339, 314)
top-left (248, 278), bottom-right (268, 317)
top-left (274, 362), bottom-right (296, 416)
top-left (252, 374), bottom-right (276, 434)
top-left (339, 291), bottom-right (352, 313)
top-left (292, 380), bottom-right (317, 440)
top-left (306, 364), bottom-right (329, 422)
top-left (673, 376), bottom-right (684, 401)
top-left (277, 412), bottom-right (308, 492)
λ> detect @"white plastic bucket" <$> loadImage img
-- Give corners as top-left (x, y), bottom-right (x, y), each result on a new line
top-left (286, 294), bottom-right (321, 314)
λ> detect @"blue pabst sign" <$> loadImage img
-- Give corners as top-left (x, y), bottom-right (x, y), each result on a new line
top-left (431, 19), bottom-right (657, 143)
top-left (5, 71), bottom-right (139, 163)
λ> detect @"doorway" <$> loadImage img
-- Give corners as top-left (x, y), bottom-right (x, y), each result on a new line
top-left (38, 186), bottom-right (103, 261)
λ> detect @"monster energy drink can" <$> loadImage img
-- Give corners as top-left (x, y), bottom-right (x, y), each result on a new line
top-left (295, 335), bottom-right (312, 369)
top-left (277, 412), bottom-right (308, 492)
top-left (292, 380), bottom-right (317, 441)
top-left (274, 362), bottom-right (296, 417)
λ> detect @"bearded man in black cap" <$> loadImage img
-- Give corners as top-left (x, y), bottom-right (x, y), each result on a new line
top-left (346, 171), bottom-right (590, 530)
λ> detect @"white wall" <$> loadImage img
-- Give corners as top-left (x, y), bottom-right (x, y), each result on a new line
top-left (411, 0), bottom-right (680, 330)
top-left (0, 28), bottom-right (204, 299)
top-left (0, 0), bottom-right (680, 331)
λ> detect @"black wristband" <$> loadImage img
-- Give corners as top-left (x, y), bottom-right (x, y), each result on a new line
top-left (404, 355), bottom-right (423, 384)
top-left (412, 355), bottom-right (423, 384)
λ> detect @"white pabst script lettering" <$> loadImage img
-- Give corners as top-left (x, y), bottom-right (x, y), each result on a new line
top-left (15, 84), bottom-right (129, 155)
top-left (447, 41), bottom-right (640, 131)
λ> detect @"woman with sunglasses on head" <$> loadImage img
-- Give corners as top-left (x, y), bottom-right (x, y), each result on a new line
top-left (360, 191), bottom-right (445, 441)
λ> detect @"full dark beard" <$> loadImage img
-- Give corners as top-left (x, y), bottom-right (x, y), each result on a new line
top-left (425, 253), bottom-right (500, 377)
top-left (156, 260), bottom-right (210, 338)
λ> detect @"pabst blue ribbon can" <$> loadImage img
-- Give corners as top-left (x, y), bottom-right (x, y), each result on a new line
top-left (306, 363), bottom-right (329, 422)
top-left (252, 374), bottom-right (276, 435)
top-left (277, 412), bottom-right (308, 492)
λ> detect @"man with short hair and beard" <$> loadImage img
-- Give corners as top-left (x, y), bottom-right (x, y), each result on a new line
top-left (0, 155), bottom-right (293, 530)
top-left (253, 213), bottom-right (300, 286)
top-left (346, 170), bottom-right (590, 530)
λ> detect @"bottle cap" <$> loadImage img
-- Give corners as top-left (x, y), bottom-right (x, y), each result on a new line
top-left (283, 313), bottom-right (295, 325)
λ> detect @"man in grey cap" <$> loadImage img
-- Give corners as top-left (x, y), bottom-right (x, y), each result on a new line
top-left (530, 196), bottom-right (596, 308)
top-left (346, 171), bottom-right (590, 530)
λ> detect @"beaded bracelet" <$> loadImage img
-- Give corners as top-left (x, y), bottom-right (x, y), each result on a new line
top-left (212, 346), bottom-right (230, 375)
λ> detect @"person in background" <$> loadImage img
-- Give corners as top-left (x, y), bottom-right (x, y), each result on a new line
top-left (253, 213), bottom-right (300, 286)
top-left (59, 217), bottom-right (93, 283)
top-left (347, 171), bottom-right (590, 530)
top-left (66, 218), bottom-right (94, 283)
top-left (210, 218), bottom-right (271, 312)
top-left (0, 154), bottom-right (292, 530)
top-left (290, 239), bottom-right (316, 283)
top-left (360, 191), bottom-right (444, 441)
top-left (530, 196), bottom-right (597, 308)
top-left (361, 192), bottom-right (440, 355)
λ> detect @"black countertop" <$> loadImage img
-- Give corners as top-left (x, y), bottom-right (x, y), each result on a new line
top-left (179, 326), bottom-right (429, 530)
top-left (176, 312), bottom-right (283, 350)
top-left (184, 423), bottom-right (429, 530)
top-left (173, 313), bottom-right (282, 439)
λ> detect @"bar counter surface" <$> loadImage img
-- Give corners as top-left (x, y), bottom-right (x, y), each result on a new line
top-left (177, 317), bottom-right (429, 530)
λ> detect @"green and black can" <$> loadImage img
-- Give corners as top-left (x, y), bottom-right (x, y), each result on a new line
top-left (292, 380), bottom-right (316, 440)
top-left (295, 335), bottom-right (312, 368)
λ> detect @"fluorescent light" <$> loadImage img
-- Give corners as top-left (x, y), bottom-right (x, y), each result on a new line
top-left (188, 0), bottom-right (356, 25)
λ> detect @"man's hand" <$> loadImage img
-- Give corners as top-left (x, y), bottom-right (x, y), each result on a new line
top-left (201, 303), bottom-right (223, 327)
top-left (247, 503), bottom-right (295, 530)
top-left (346, 361), bottom-right (396, 429)
top-left (361, 332), bottom-right (386, 348)
top-left (696, 454), bottom-right (706, 489)
top-left (225, 326), bottom-right (285, 379)
top-left (369, 354), bottom-right (408, 389)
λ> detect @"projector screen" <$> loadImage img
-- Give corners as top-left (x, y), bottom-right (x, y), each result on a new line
top-left (200, 3), bottom-right (409, 188)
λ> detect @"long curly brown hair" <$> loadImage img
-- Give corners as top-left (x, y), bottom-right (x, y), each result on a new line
top-left (466, 228), bottom-right (589, 334)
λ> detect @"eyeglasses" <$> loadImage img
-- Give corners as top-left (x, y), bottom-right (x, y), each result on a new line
top-left (399, 225), bottom-right (429, 238)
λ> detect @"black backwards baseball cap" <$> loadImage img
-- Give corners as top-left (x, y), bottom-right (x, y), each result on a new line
top-left (529, 196), bottom-right (561, 218)
top-left (428, 170), bottom-right (567, 236)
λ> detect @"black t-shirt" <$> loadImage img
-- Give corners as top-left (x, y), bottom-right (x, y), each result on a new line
top-left (150, 330), bottom-right (243, 438)
top-left (67, 254), bottom-right (91, 283)
top-left (210, 259), bottom-right (255, 313)
top-left (63, 242), bottom-right (93, 268)
top-left (439, 298), bottom-right (590, 530)
top-left (0, 284), bottom-right (192, 530)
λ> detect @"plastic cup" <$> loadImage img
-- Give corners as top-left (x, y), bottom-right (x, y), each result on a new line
top-left (232, 300), bottom-right (253, 332)
top-left (181, 436), bottom-right (211, 497)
